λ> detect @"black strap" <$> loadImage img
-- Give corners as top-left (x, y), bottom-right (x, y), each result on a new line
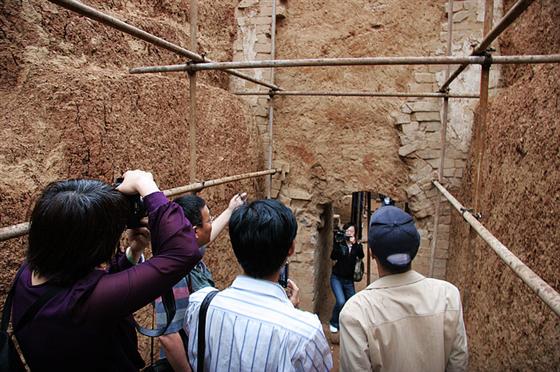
top-left (13, 285), bottom-right (63, 333)
top-left (136, 288), bottom-right (176, 337)
top-left (197, 290), bottom-right (219, 372)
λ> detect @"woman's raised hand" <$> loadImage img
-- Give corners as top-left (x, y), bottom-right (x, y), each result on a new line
top-left (116, 170), bottom-right (159, 197)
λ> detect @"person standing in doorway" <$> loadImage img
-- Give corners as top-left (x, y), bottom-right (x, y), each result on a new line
top-left (329, 223), bottom-right (364, 333)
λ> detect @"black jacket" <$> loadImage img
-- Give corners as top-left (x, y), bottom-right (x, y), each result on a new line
top-left (331, 240), bottom-right (364, 280)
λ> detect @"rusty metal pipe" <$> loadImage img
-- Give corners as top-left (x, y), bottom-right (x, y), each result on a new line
top-left (234, 91), bottom-right (480, 98)
top-left (439, 0), bottom-right (535, 92)
top-left (430, 0), bottom-right (455, 277)
top-left (129, 54), bottom-right (560, 74)
top-left (47, 0), bottom-right (280, 91)
top-left (0, 169), bottom-right (279, 242)
top-left (433, 181), bottom-right (560, 318)
top-left (266, 0), bottom-right (278, 199)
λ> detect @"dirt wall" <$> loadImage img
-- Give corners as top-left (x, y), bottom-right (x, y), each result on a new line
top-left (0, 0), bottom-right (262, 362)
top-left (446, 1), bottom-right (560, 370)
top-left (271, 0), bottom-right (450, 311)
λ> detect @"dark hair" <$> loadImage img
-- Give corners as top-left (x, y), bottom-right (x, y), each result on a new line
top-left (380, 261), bottom-right (411, 274)
top-left (229, 199), bottom-right (297, 278)
top-left (342, 223), bottom-right (355, 231)
top-left (173, 194), bottom-right (206, 227)
top-left (27, 179), bottom-right (129, 286)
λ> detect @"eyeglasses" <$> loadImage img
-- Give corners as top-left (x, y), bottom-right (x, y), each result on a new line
top-left (202, 215), bottom-right (214, 225)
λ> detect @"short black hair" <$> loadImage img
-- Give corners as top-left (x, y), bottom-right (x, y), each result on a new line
top-left (342, 223), bottom-right (355, 231)
top-left (27, 179), bottom-right (129, 286)
top-left (173, 194), bottom-right (206, 227)
top-left (229, 199), bottom-right (297, 278)
top-left (380, 261), bottom-right (411, 274)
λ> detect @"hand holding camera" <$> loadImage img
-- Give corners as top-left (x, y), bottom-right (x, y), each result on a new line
top-left (285, 279), bottom-right (300, 308)
top-left (115, 170), bottom-right (158, 229)
top-left (115, 170), bottom-right (159, 197)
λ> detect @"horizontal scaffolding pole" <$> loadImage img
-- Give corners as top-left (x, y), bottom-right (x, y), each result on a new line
top-left (129, 54), bottom-right (560, 73)
top-left (0, 169), bottom-right (279, 242)
top-left (163, 168), bottom-right (278, 197)
top-left (48, 0), bottom-right (280, 91)
top-left (433, 180), bottom-right (560, 318)
top-left (234, 90), bottom-right (480, 99)
top-left (439, 0), bottom-right (535, 92)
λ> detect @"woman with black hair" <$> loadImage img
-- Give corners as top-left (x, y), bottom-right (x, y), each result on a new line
top-left (329, 223), bottom-right (364, 333)
top-left (10, 170), bottom-right (201, 371)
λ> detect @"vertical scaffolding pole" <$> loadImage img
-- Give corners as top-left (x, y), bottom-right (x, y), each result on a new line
top-left (266, 0), bottom-right (278, 198)
top-left (429, 0), bottom-right (454, 277)
top-left (465, 0), bottom-right (494, 313)
top-left (473, 0), bottom-right (494, 211)
top-left (188, 0), bottom-right (198, 182)
top-left (366, 192), bottom-right (372, 285)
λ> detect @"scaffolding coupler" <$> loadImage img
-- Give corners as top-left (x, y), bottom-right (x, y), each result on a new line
top-left (460, 207), bottom-right (482, 220)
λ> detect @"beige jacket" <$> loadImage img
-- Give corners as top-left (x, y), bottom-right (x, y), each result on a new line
top-left (339, 270), bottom-right (468, 372)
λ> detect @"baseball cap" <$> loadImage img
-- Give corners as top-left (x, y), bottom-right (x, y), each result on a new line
top-left (368, 206), bottom-right (420, 270)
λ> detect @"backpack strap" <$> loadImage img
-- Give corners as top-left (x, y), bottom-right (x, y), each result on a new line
top-left (197, 290), bottom-right (219, 372)
top-left (1, 265), bottom-right (27, 333)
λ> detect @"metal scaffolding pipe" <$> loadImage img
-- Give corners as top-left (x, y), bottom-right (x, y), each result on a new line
top-left (234, 91), bottom-right (480, 98)
top-left (439, 0), bottom-right (535, 92)
top-left (130, 54), bottom-right (560, 73)
top-left (47, 0), bottom-right (280, 91)
top-left (475, 0), bottom-right (533, 54)
top-left (433, 181), bottom-right (560, 318)
top-left (430, 0), bottom-right (455, 278)
top-left (0, 169), bottom-right (279, 242)
top-left (188, 0), bottom-right (198, 183)
top-left (266, 0), bottom-right (278, 199)
top-left (0, 223), bottom-right (30, 242)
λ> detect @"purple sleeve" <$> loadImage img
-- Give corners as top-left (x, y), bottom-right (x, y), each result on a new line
top-left (107, 250), bottom-right (134, 274)
top-left (84, 191), bottom-right (202, 321)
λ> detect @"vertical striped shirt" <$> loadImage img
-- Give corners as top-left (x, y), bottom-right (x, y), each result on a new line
top-left (184, 275), bottom-right (333, 372)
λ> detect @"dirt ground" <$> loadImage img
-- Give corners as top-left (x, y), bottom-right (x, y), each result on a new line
top-left (446, 1), bottom-right (560, 370)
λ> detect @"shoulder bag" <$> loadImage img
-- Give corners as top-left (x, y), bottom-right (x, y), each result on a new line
top-left (353, 257), bottom-right (364, 282)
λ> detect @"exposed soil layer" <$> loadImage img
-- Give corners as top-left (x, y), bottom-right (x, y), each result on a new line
top-left (446, 1), bottom-right (560, 370)
top-left (274, 0), bottom-right (445, 203)
top-left (0, 0), bottom-right (261, 362)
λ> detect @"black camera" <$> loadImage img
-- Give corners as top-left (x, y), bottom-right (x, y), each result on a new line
top-left (379, 194), bottom-right (395, 206)
top-left (114, 177), bottom-right (147, 229)
top-left (278, 263), bottom-right (289, 288)
top-left (334, 230), bottom-right (349, 244)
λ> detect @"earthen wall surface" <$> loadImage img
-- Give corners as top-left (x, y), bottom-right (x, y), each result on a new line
top-left (0, 0), bottom-right (262, 360)
top-left (232, 0), bottom-right (488, 313)
top-left (2, 0), bottom-right (558, 369)
top-left (446, 0), bottom-right (560, 370)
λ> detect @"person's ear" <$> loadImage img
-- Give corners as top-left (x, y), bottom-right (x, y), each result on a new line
top-left (194, 226), bottom-right (200, 239)
top-left (288, 241), bottom-right (295, 257)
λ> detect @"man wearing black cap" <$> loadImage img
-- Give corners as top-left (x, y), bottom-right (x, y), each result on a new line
top-left (339, 205), bottom-right (468, 372)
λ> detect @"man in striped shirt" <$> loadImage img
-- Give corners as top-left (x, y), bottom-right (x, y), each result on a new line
top-left (184, 199), bottom-right (333, 371)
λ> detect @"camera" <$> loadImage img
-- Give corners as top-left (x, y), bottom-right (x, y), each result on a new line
top-left (334, 229), bottom-right (350, 244)
top-left (278, 263), bottom-right (289, 288)
top-left (114, 177), bottom-right (147, 228)
top-left (379, 194), bottom-right (395, 206)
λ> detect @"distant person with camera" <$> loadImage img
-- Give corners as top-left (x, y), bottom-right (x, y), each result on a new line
top-left (154, 192), bottom-right (247, 372)
top-left (184, 199), bottom-right (332, 371)
top-left (9, 170), bottom-right (202, 371)
top-left (329, 223), bottom-right (364, 334)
